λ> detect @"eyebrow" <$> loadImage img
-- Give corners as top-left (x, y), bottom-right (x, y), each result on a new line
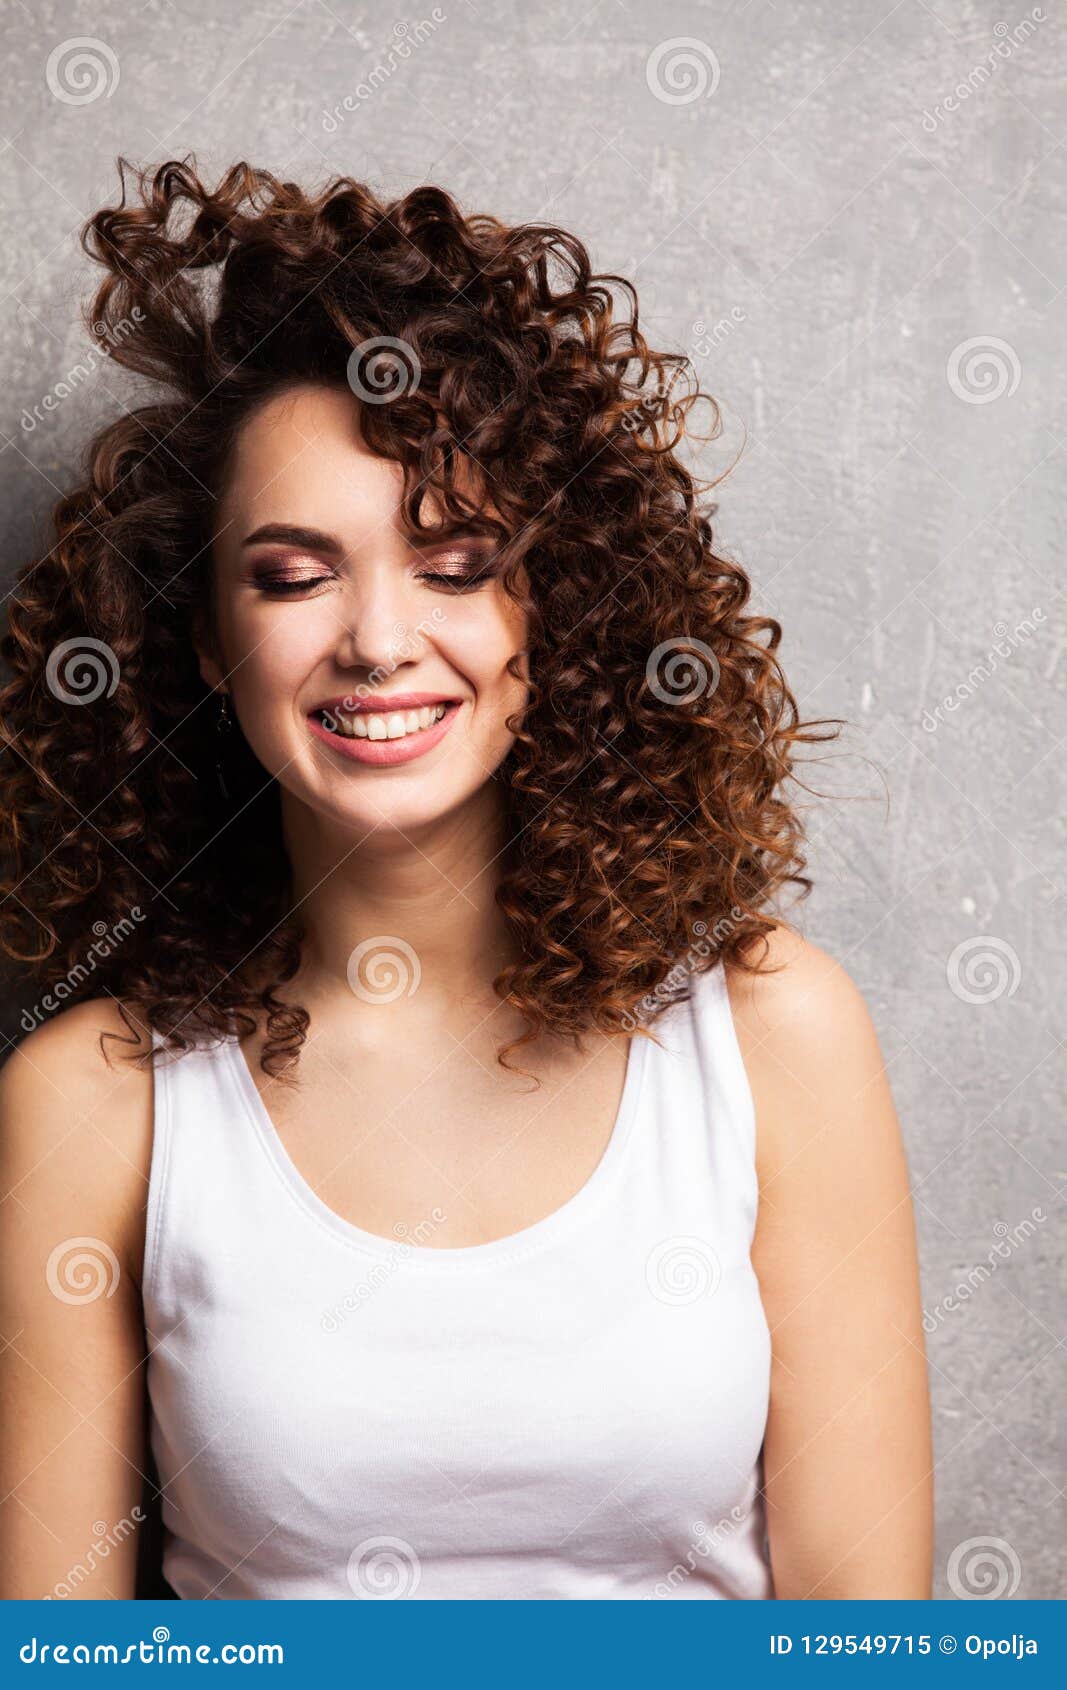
top-left (241, 522), bottom-right (497, 553)
top-left (242, 523), bottom-right (344, 554)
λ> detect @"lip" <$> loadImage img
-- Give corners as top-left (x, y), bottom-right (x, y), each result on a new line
top-left (307, 699), bottom-right (463, 767)
top-left (313, 692), bottom-right (458, 716)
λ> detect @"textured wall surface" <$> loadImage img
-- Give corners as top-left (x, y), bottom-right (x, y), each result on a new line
top-left (1, 0), bottom-right (1063, 1599)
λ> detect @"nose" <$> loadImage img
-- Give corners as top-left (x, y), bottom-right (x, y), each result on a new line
top-left (332, 561), bottom-right (418, 678)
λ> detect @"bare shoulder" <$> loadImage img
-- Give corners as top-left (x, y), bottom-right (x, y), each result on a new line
top-left (0, 999), bottom-right (153, 1597)
top-left (0, 998), bottom-right (155, 1287)
top-left (724, 931), bottom-right (932, 1598)
top-left (725, 924), bottom-right (874, 1050)
top-left (724, 925), bottom-right (898, 1181)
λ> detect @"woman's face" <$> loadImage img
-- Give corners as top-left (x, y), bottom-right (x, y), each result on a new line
top-left (203, 385), bottom-right (528, 842)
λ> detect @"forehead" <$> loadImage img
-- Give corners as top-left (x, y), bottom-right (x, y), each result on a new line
top-left (218, 384), bottom-right (495, 539)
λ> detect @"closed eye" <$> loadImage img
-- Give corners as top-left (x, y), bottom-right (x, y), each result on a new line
top-left (251, 571), bottom-right (336, 597)
top-left (417, 569), bottom-right (495, 592)
top-left (416, 546), bottom-right (499, 591)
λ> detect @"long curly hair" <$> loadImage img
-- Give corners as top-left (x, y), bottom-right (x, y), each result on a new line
top-left (0, 158), bottom-right (832, 1076)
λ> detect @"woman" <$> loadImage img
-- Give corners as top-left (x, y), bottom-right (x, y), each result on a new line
top-left (0, 160), bottom-right (932, 1600)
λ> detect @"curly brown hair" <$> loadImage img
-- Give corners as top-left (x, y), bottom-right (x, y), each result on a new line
top-left (0, 158), bottom-right (831, 1076)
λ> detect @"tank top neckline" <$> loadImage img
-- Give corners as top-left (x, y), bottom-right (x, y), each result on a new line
top-left (223, 1022), bottom-right (652, 1272)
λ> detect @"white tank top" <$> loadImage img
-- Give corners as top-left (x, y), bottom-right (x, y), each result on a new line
top-left (144, 961), bottom-right (775, 1600)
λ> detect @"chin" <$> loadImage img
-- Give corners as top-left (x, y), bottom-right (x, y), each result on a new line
top-left (294, 770), bottom-right (492, 843)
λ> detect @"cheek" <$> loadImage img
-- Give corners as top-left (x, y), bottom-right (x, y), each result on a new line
top-left (222, 606), bottom-right (327, 707)
top-left (214, 606), bottom-right (331, 781)
top-left (473, 619), bottom-right (527, 754)
top-left (447, 597), bottom-right (527, 699)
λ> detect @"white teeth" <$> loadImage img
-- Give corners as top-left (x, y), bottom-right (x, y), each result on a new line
top-left (322, 703), bottom-right (448, 742)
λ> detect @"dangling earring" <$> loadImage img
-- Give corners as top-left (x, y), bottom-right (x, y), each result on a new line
top-left (215, 690), bottom-right (232, 801)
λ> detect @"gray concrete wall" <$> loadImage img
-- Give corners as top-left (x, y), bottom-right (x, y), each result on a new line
top-left (2, 0), bottom-right (1063, 1599)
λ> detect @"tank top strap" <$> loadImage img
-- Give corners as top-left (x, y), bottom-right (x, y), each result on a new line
top-left (143, 1032), bottom-right (262, 1328)
top-left (629, 960), bottom-right (760, 1253)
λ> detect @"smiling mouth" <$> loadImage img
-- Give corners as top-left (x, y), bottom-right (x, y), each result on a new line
top-left (316, 702), bottom-right (449, 742)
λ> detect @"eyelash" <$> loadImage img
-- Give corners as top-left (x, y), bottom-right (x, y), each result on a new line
top-left (255, 575), bottom-right (334, 597)
top-left (417, 569), bottom-right (494, 592)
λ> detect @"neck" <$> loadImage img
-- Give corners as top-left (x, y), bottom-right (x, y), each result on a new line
top-left (279, 782), bottom-right (517, 1014)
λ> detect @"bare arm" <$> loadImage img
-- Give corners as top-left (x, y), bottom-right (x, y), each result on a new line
top-left (730, 933), bottom-right (933, 1599)
top-left (0, 1002), bottom-right (153, 1599)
